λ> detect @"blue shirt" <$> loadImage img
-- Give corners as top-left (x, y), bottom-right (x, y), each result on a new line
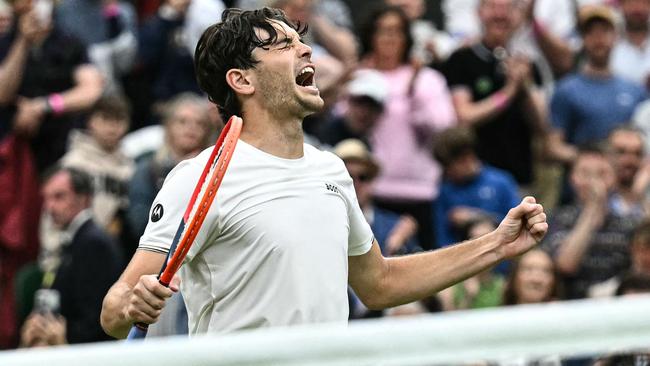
top-left (435, 165), bottom-right (520, 247)
top-left (550, 73), bottom-right (646, 145)
top-left (371, 206), bottom-right (420, 256)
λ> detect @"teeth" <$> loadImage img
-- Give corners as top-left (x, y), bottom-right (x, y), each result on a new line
top-left (299, 66), bottom-right (314, 76)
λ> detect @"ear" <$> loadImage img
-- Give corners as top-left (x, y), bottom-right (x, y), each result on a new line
top-left (225, 69), bottom-right (255, 97)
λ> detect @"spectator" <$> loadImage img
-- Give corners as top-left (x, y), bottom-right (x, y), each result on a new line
top-left (443, 0), bottom-right (578, 49)
top-left (547, 5), bottom-right (647, 166)
top-left (509, 0), bottom-right (576, 91)
top-left (0, 0), bottom-right (12, 37)
top-left (127, 93), bottom-right (214, 240)
top-left (0, 0), bottom-right (104, 171)
top-left (317, 69), bottom-right (388, 147)
top-left (386, 0), bottom-right (458, 65)
top-left (611, 0), bottom-right (650, 86)
top-left (183, 0), bottom-right (226, 57)
top-left (132, 0), bottom-right (202, 126)
top-left (270, 0), bottom-right (358, 103)
top-left (498, 248), bottom-right (563, 366)
top-left (55, 0), bottom-right (138, 94)
top-left (335, 138), bottom-right (420, 320)
top-left (333, 138), bottom-right (420, 256)
top-left (0, 2), bottom-right (43, 348)
top-left (438, 217), bottom-right (506, 310)
top-left (359, 5), bottom-right (456, 249)
top-left (589, 219), bottom-right (650, 297)
top-left (606, 126), bottom-right (649, 218)
top-left (20, 167), bottom-right (122, 346)
top-left (443, 0), bottom-right (546, 188)
top-left (57, 95), bottom-right (134, 247)
top-left (433, 127), bottom-right (521, 248)
top-left (543, 146), bottom-right (636, 299)
top-left (502, 249), bottom-right (561, 305)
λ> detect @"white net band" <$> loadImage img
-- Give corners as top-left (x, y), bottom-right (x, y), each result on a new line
top-left (2, 295), bottom-right (649, 366)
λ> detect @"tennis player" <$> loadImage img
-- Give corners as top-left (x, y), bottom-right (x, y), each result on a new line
top-left (100, 7), bottom-right (548, 338)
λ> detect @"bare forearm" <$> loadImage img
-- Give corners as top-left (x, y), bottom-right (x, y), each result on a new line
top-left (534, 24), bottom-right (574, 76)
top-left (555, 211), bottom-right (598, 274)
top-left (545, 132), bottom-right (577, 164)
top-left (455, 85), bottom-right (516, 127)
top-left (100, 282), bottom-right (133, 339)
top-left (310, 16), bottom-right (357, 66)
top-left (372, 232), bottom-right (503, 309)
top-left (101, 249), bottom-right (168, 338)
top-left (56, 65), bottom-right (104, 114)
top-left (0, 36), bottom-right (29, 105)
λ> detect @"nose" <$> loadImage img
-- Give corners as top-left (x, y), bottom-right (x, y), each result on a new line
top-left (298, 40), bottom-right (312, 60)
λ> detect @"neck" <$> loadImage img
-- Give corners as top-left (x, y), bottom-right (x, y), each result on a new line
top-left (626, 27), bottom-right (648, 47)
top-left (367, 54), bottom-right (401, 71)
top-left (617, 183), bottom-right (636, 201)
top-left (240, 107), bottom-right (304, 159)
top-left (482, 35), bottom-right (507, 50)
top-left (583, 62), bottom-right (611, 78)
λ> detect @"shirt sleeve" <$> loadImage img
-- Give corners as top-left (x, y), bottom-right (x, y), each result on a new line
top-left (335, 159), bottom-right (374, 256)
top-left (138, 159), bottom-right (198, 254)
top-left (442, 50), bottom-right (466, 89)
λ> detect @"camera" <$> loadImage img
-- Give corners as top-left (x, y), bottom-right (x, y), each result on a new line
top-left (33, 289), bottom-right (60, 315)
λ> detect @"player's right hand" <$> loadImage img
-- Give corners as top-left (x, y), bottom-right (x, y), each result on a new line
top-left (125, 274), bottom-right (180, 325)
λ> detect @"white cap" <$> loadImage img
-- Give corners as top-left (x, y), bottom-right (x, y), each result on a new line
top-left (346, 70), bottom-right (389, 105)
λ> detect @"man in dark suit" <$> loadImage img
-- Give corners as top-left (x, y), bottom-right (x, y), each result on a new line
top-left (20, 167), bottom-right (123, 347)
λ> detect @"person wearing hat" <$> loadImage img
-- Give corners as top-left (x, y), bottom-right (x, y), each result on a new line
top-left (317, 70), bottom-right (389, 148)
top-left (547, 5), bottom-right (647, 167)
top-left (334, 138), bottom-right (420, 257)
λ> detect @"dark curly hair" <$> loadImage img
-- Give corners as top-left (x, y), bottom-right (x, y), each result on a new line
top-left (194, 7), bottom-right (307, 120)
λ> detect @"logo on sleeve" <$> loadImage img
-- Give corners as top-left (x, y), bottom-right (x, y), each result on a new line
top-left (151, 204), bottom-right (164, 222)
top-left (325, 183), bottom-right (341, 194)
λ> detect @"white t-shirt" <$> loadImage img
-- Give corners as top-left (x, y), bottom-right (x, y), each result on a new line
top-left (139, 141), bottom-right (374, 334)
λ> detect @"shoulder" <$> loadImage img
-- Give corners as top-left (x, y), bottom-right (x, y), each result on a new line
top-left (481, 166), bottom-right (517, 186)
top-left (417, 66), bottom-right (447, 84)
top-left (75, 220), bottom-right (116, 249)
top-left (163, 146), bottom-right (212, 185)
top-left (447, 45), bottom-right (475, 61)
top-left (616, 77), bottom-right (646, 94)
top-left (554, 73), bottom-right (582, 92)
top-left (304, 143), bottom-right (351, 184)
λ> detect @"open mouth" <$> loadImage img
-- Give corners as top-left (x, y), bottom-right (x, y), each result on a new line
top-left (295, 66), bottom-right (315, 87)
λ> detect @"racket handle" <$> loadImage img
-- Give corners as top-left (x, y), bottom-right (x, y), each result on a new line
top-left (126, 322), bottom-right (149, 340)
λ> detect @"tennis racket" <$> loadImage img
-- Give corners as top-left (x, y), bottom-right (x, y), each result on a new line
top-left (127, 115), bottom-right (243, 340)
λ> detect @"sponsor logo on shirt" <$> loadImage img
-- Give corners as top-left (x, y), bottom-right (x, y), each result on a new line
top-left (325, 183), bottom-right (341, 195)
top-left (151, 203), bottom-right (164, 222)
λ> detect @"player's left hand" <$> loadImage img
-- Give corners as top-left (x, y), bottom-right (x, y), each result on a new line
top-left (496, 196), bottom-right (547, 259)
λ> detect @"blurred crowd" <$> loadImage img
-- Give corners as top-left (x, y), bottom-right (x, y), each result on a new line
top-left (0, 0), bottom-right (650, 364)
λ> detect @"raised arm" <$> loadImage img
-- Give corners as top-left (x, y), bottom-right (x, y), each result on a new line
top-left (100, 250), bottom-right (174, 339)
top-left (349, 197), bottom-right (547, 309)
top-left (0, 11), bottom-right (42, 105)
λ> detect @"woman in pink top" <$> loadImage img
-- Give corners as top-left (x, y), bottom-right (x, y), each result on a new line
top-left (358, 5), bottom-right (457, 249)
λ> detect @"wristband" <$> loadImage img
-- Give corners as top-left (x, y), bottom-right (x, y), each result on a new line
top-left (47, 93), bottom-right (65, 116)
top-left (492, 90), bottom-right (509, 110)
top-left (103, 3), bottom-right (120, 18)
